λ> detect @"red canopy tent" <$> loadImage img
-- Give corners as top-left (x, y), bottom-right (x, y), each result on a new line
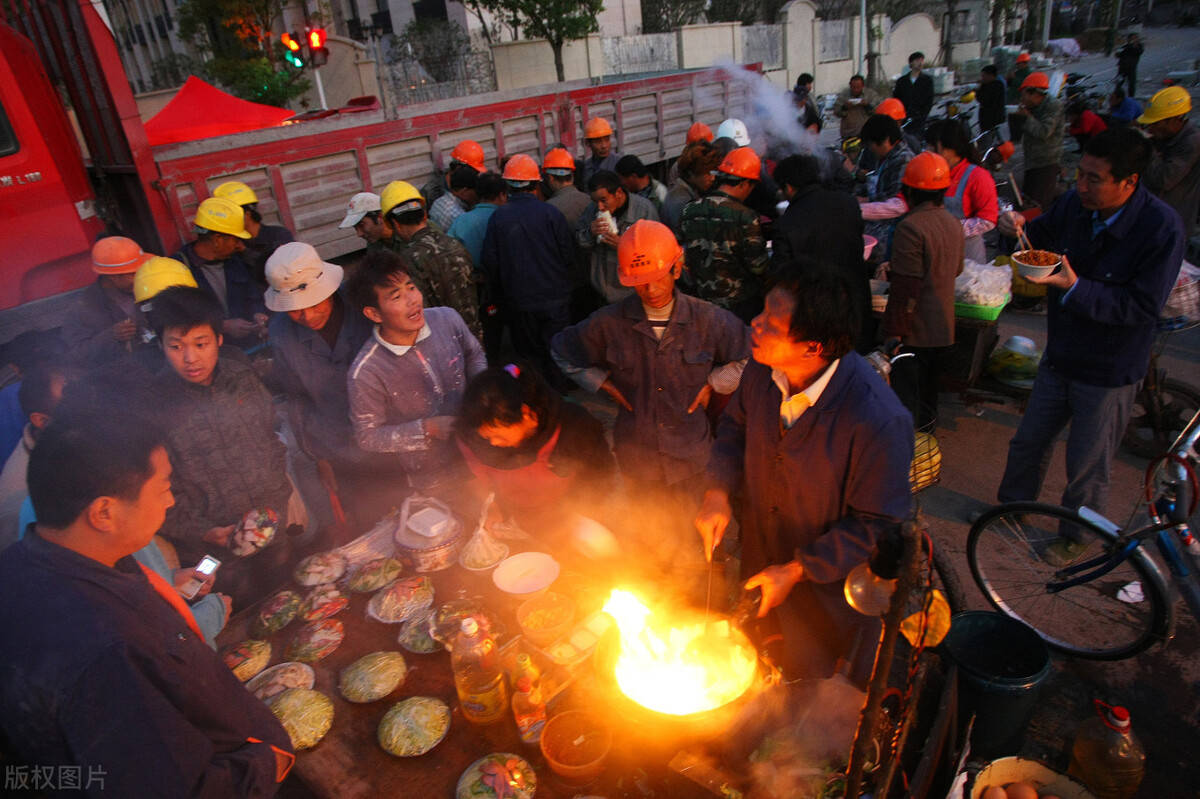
top-left (145, 76), bottom-right (294, 146)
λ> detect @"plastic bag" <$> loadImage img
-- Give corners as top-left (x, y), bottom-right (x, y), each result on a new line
top-left (1162, 260), bottom-right (1200, 323)
top-left (954, 259), bottom-right (1013, 307)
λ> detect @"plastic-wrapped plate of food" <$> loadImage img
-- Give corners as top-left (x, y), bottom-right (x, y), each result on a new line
top-left (230, 507), bottom-right (279, 557)
top-left (294, 551), bottom-right (348, 587)
top-left (338, 651), bottom-right (408, 703)
top-left (300, 583), bottom-right (349, 622)
top-left (378, 697), bottom-right (450, 757)
top-left (246, 661), bottom-right (315, 702)
top-left (367, 576), bottom-right (434, 624)
top-left (456, 753), bottom-right (537, 799)
top-left (458, 528), bottom-right (509, 571)
top-left (347, 557), bottom-right (404, 593)
top-left (221, 639), bottom-right (271, 682)
top-left (398, 608), bottom-right (439, 654)
top-left (253, 590), bottom-right (302, 637)
top-left (269, 687), bottom-right (334, 750)
top-left (285, 619), bottom-right (345, 663)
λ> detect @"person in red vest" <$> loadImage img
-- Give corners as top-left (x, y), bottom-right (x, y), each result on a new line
top-left (0, 405), bottom-right (293, 796)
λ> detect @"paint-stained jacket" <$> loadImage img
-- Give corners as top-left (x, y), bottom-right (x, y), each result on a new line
top-left (347, 307), bottom-right (486, 479)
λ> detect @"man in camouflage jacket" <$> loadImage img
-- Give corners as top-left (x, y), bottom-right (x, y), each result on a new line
top-left (680, 147), bottom-right (769, 323)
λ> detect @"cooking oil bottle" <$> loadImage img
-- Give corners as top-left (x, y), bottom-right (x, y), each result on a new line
top-left (452, 617), bottom-right (508, 724)
top-left (511, 677), bottom-right (546, 744)
top-left (1067, 701), bottom-right (1145, 799)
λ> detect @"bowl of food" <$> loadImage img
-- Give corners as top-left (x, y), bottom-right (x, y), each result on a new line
top-left (540, 711), bottom-right (612, 783)
top-left (1011, 249), bottom-right (1062, 280)
top-left (517, 591), bottom-right (576, 648)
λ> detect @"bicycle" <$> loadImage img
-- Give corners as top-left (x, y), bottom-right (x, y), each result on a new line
top-left (1122, 321), bottom-right (1200, 459)
top-left (967, 409), bottom-right (1200, 660)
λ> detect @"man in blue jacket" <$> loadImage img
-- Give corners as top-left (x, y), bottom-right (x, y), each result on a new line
top-left (997, 128), bottom-right (1185, 549)
top-left (695, 266), bottom-right (913, 682)
top-left (0, 407), bottom-right (293, 796)
top-left (481, 154), bottom-right (574, 386)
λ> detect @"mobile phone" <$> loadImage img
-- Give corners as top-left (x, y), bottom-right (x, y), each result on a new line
top-left (180, 555), bottom-right (221, 600)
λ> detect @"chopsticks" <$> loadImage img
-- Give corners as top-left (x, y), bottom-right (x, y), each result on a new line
top-left (1016, 226), bottom-right (1035, 253)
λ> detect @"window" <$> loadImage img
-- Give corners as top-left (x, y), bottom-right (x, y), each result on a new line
top-left (0, 102), bottom-right (18, 158)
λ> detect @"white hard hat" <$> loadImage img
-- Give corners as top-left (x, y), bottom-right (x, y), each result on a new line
top-left (338, 192), bottom-right (382, 229)
top-left (716, 118), bottom-right (750, 147)
top-left (264, 242), bottom-right (344, 312)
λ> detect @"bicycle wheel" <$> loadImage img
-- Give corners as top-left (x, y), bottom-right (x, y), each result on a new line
top-left (1123, 378), bottom-right (1200, 459)
top-left (968, 502), bottom-right (1171, 659)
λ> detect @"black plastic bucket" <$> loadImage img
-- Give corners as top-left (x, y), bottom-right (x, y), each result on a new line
top-left (942, 611), bottom-right (1051, 759)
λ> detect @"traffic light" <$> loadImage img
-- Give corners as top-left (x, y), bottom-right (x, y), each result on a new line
top-left (307, 27), bottom-right (329, 67)
top-left (281, 32), bottom-right (304, 68)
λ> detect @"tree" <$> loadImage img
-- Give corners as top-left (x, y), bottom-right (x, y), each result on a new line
top-left (640, 0), bottom-right (707, 33)
top-left (502, 0), bottom-right (603, 82)
top-left (176, 0), bottom-right (310, 106)
top-left (460, 0), bottom-right (522, 45)
top-left (708, 0), bottom-right (761, 25)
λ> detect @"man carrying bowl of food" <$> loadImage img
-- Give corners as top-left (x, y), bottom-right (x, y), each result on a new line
top-left (996, 127), bottom-right (1185, 555)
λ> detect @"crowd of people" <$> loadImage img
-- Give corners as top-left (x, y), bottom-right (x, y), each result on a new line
top-left (0, 56), bottom-right (1194, 793)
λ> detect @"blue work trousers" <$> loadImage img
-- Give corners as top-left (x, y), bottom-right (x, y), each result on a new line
top-left (997, 362), bottom-right (1139, 515)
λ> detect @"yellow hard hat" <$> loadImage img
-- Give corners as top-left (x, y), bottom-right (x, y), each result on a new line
top-left (1138, 86), bottom-right (1192, 125)
top-left (134, 256), bottom-right (198, 303)
top-left (194, 197), bottom-right (251, 238)
top-left (213, 180), bottom-right (259, 207)
top-left (959, 90), bottom-right (976, 103)
top-left (380, 180), bottom-right (424, 217)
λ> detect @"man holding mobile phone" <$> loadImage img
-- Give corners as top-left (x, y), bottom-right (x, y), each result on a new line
top-left (0, 407), bottom-right (294, 795)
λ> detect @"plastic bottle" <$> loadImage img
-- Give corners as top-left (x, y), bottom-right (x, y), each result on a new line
top-left (452, 617), bottom-right (508, 725)
top-left (511, 677), bottom-right (546, 744)
top-left (1067, 701), bottom-right (1146, 799)
top-left (514, 652), bottom-right (541, 690)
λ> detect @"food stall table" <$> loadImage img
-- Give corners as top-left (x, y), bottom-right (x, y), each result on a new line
top-left (217, 526), bottom-right (667, 799)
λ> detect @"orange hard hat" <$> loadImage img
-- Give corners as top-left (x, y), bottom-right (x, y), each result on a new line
top-left (686, 121), bottom-right (713, 144)
top-left (1016, 52), bottom-right (1031, 63)
top-left (450, 140), bottom-right (486, 172)
top-left (543, 147), bottom-right (576, 172)
top-left (502, 153), bottom-right (541, 183)
top-left (618, 220), bottom-right (683, 286)
top-left (92, 236), bottom-right (154, 275)
top-left (716, 147), bottom-right (761, 181)
top-left (876, 97), bottom-right (907, 121)
top-left (997, 141), bottom-right (1016, 161)
top-left (584, 116), bottom-right (613, 139)
top-left (1021, 71), bottom-right (1050, 91)
top-left (901, 152), bottom-right (951, 191)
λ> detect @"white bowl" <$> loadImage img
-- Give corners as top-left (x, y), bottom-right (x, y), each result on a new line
top-left (492, 552), bottom-right (560, 595)
top-left (1012, 250), bottom-right (1062, 280)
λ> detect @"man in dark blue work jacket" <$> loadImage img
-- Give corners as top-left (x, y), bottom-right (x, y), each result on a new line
top-left (997, 127), bottom-right (1185, 552)
top-left (0, 405), bottom-right (293, 797)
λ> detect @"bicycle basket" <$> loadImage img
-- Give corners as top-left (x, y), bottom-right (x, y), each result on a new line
top-left (910, 431), bottom-right (942, 493)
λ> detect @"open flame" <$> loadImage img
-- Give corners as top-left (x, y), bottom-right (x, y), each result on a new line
top-left (601, 589), bottom-right (757, 716)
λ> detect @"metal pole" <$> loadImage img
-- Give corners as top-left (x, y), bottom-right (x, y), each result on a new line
top-left (858, 0), bottom-right (867, 76)
top-left (313, 66), bottom-right (328, 110)
top-left (1041, 0), bottom-right (1053, 47)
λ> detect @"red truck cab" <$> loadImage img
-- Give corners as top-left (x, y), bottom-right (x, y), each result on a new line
top-left (0, 22), bottom-right (104, 312)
